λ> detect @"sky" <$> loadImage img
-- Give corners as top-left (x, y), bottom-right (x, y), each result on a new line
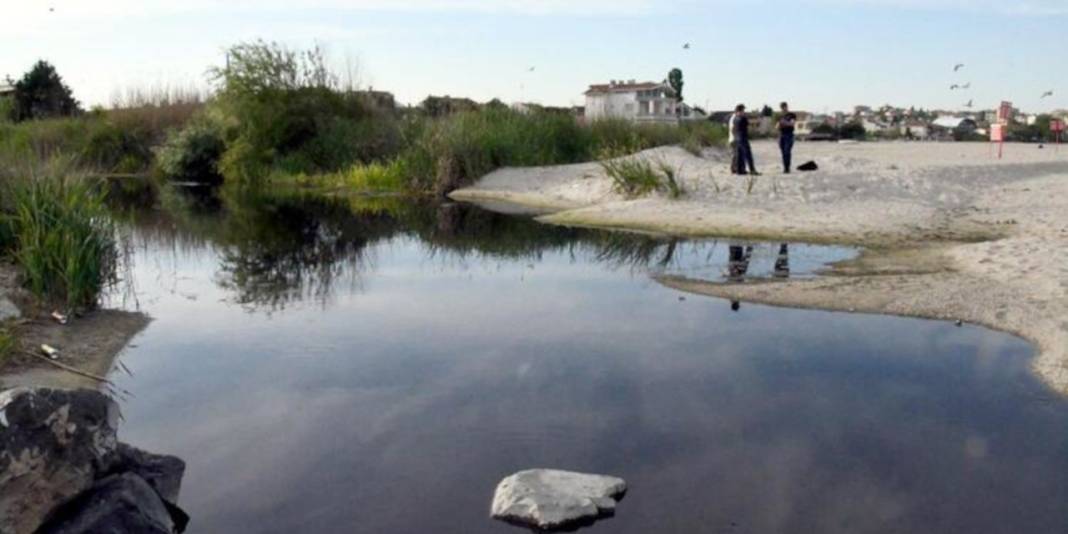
top-left (3, 0), bottom-right (1066, 113)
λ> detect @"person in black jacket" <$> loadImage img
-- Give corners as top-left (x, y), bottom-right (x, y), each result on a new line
top-left (730, 104), bottom-right (759, 175)
top-left (778, 102), bottom-right (797, 173)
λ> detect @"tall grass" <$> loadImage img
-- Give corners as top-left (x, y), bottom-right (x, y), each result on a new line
top-left (1, 169), bottom-right (117, 310)
top-left (600, 156), bottom-right (661, 197)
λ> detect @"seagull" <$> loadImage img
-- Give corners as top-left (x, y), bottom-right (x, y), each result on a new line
top-left (950, 84), bottom-right (961, 90)
top-left (954, 63), bottom-right (965, 72)
top-left (964, 99), bottom-right (973, 108)
top-left (962, 82), bottom-right (971, 89)
top-left (1041, 90), bottom-right (1054, 98)
top-left (527, 66), bottom-right (535, 72)
top-left (683, 43), bottom-right (691, 50)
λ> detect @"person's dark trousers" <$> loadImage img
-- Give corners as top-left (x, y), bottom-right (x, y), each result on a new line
top-left (730, 141), bottom-right (744, 174)
top-left (739, 140), bottom-right (757, 174)
top-left (779, 133), bottom-right (794, 173)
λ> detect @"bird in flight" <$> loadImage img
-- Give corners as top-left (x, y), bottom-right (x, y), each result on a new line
top-left (953, 63), bottom-right (965, 72)
top-left (527, 67), bottom-right (535, 72)
top-left (964, 99), bottom-right (973, 108)
top-left (683, 43), bottom-right (691, 50)
top-left (950, 84), bottom-right (961, 90)
top-left (961, 82), bottom-right (971, 89)
top-left (1041, 90), bottom-right (1054, 98)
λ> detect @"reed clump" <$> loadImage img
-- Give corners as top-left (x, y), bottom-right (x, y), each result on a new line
top-left (1, 168), bottom-right (117, 310)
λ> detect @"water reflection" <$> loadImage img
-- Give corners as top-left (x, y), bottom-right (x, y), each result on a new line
top-left (110, 189), bottom-right (851, 313)
top-left (103, 189), bottom-right (1068, 534)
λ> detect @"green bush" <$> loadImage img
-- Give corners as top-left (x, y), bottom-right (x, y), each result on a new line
top-left (2, 172), bottom-right (117, 310)
top-left (157, 118), bottom-right (226, 183)
top-left (0, 115), bottom-right (155, 173)
top-left (600, 156), bottom-right (661, 197)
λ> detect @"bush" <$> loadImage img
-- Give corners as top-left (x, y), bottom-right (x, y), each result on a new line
top-left (600, 155), bottom-right (661, 198)
top-left (0, 115), bottom-right (158, 173)
top-left (1, 171), bottom-right (117, 310)
top-left (157, 118), bottom-right (226, 183)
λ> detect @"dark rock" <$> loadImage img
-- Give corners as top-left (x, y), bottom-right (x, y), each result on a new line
top-left (107, 443), bottom-right (186, 504)
top-left (0, 388), bottom-right (120, 534)
top-left (35, 473), bottom-right (177, 534)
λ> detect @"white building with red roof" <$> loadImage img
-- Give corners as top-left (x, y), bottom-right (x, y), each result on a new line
top-left (584, 79), bottom-right (699, 124)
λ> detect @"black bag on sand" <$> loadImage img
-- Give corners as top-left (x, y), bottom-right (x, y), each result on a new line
top-left (798, 161), bottom-right (818, 172)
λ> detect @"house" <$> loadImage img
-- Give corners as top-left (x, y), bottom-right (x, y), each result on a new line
top-left (796, 114), bottom-right (832, 138)
top-left (584, 80), bottom-right (681, 124)
top-left (930, 116), bottom-right (978, 139)
top-left (0, 83), bottom-right (14, 98)
top-left (900, 120), bottom-right (929, 140)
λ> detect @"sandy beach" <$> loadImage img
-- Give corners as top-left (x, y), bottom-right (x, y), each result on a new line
top-left (452, 140), bottom-right (1068, 394)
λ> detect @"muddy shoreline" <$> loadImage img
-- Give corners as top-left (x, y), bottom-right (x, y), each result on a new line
top-left (0, 262), bottom-right (149, 390)
top-left (452, 141), bottom-right (1068, 394)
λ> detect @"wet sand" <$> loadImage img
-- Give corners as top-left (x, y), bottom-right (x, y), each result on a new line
top-left (451, 141), bottom-right (1068, 394)
top-left (0, 263), bottom-right (149, 390)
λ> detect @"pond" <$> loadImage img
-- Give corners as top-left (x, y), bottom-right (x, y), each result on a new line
top-left (104, 191), bottom-right (1068, 534)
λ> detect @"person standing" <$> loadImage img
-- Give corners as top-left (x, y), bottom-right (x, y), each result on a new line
top-left (777, 102), bottom-right (797, 173)
top-left (731, 104), bottom-right (759, 175)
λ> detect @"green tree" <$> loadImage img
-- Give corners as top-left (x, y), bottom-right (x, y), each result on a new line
top-left (668, 68), bottom-right (684, 103)
top-left (12, 60), bottom-right (80, 121)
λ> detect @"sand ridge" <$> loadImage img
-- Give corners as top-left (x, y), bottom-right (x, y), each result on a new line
top-left (451, 141), bottom-right (1068, 394)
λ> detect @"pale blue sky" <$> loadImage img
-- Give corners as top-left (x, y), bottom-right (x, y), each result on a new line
top-left (4, 0), bottom-right (1066, 112)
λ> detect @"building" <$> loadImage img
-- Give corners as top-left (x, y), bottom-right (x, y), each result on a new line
top-left (900, 121), bottom-right (930, 140)
top-left (0, 83), bottom-right (14, 98)
top-left (930, 116), bottom-right (978, 139)
top-left (584, 80), bottom-right (683, 123)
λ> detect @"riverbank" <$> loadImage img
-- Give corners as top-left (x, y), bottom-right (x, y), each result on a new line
top-left (0, 262), bottom-right (149, 390)
top-left (451, 140), bottom-right (1068, 394)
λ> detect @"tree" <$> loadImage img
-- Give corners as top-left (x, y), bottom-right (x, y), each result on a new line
top-left (12, 60), bottom-right (80, 121)
top-left (668, 68), bottom-right (684, 103)
top-left (761, 105), bottom-right (774, 117)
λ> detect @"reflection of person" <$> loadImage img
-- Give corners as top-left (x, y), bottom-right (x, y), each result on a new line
top-left (773, 243), bottom-right (790, 278)
top-left (727, 244), bottom-right (753, 282)
top-left (777, 102), bottom-right (797, 174)
top-left (729, 104), bottom-right (759, 175)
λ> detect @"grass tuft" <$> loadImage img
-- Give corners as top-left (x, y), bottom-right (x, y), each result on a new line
top-left (2, 167), bottom-right (117, 310)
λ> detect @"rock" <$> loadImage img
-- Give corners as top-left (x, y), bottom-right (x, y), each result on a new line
top-left (35, 473), bottom-right (178, 534)
top-left (0, 296), bottom-right (20, 321)
top-left (490, 469), bottom-right (627, 530)
top-left (107, 443), bottom-right (186, 504)
top-left (0, 387), bottom-right (120, 534)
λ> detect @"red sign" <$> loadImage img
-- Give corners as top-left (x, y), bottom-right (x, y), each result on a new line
top-left (990, 124), bottom-right (1006, 142)
top-left (1052, 119), bottom-right (1065, 133)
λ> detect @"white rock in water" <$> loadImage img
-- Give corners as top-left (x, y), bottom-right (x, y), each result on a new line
top-left (490, 469), bottom-right (627, 530)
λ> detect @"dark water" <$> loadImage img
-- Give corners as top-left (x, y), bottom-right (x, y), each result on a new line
top-left (105, 191), bottom-right (1068, 534)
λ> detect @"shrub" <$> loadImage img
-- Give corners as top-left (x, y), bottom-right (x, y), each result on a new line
top-left (2, 171), bottom-right (117, 310)
top-left (157, 118), bottom-right (226, 183)
top-left (600, 156), bottom-right (661, 197)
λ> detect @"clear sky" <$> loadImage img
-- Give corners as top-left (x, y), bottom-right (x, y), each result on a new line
top-left (3, 0), bottom-right (1066, 113)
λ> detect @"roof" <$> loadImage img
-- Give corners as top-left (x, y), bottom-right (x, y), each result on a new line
top-left (932, 116), bottom-right (976, 129)
top-left (0, 84), bottom-right (14, 94)
top-left (585, 81), bottom-right (673, 96)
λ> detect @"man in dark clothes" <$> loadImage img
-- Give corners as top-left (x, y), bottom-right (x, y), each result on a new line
top-left (730, 104), bottom-right (759, 175)
top-left (778, 102), bottom-right (797, 173)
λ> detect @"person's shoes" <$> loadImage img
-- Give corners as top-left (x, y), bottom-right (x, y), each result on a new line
top-left (784, 169), bottom-right (790, 174)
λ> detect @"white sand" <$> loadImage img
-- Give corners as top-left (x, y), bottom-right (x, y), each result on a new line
top-left (451, 141), bottom-right (1068, 394)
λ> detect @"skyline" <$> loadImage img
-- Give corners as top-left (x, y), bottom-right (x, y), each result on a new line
top-left (4, 0), bottom-right (1066, 113)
